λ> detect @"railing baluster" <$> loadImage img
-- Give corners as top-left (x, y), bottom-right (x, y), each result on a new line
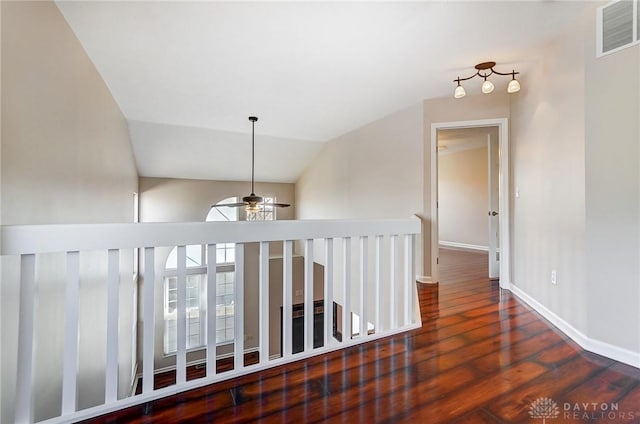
top-left (359, 236), bottom-right (368, 338)
top-left (143, 247), bottom-right (155, 394)
top-left (234, 243), bottom-right (245, 370)
top-left (375, 235), bottom-right (382, 333)
top-left (176, 245), bottom-right (187, 385)
top-left (404, 234), bottom-right (413, 326)
top-left (105, 249), bottom-right (120, 403)
top-left (304, 239), bottom-right (314, 352)
top-left (15, 254), bottom-right (36, 424)
top-left (342, 237), bottom-right (351, 341)
top-left (390, 235), bottom-right (398, 329)
top-left (259, 241), bottom-right (270, 364)
top-left (206, 243), bottom-right (217, 377)
top-left (324, 238), bottom-right (334, 347)
top-left (283, 240), bottom-right (293, 357)
top-left (62, 251), bottom-right (80, 415)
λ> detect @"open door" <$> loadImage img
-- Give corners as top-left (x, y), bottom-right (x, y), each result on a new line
top-left (488, 132), bottom-right (500, 280)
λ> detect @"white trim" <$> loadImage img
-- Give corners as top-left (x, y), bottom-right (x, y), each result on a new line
top-left (439, 241), bottom-right (488, 252)
top-left (417, 276), bottom-right (436, 285)
top-left (510, 285), bottom-right (640, 369)
top-left (430, 118), bottom-right (511, 290)
top-left (1, 218), bottom-right (421, 255)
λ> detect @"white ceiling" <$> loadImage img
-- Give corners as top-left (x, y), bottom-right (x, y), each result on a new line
top-left (56, 1), bottom-right (592, 183)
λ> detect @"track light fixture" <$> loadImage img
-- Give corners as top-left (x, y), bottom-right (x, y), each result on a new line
top-left (453, 61), bottom-right (520, 99)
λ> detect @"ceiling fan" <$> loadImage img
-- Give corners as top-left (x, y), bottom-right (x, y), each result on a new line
top-left (214, 116), bottom-right (290, 213)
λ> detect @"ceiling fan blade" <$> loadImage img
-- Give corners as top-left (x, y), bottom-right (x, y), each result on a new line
top-left (271, 203), bottom-right (291, 208)
top-left (213, 202), bottom-right (247, 208)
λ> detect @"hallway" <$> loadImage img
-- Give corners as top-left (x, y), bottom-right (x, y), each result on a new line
top-left (89, 249), bottom-right (640, 423)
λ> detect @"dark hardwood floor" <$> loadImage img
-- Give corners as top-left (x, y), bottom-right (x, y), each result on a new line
top-left (87, 248), bottom-right (640, 423)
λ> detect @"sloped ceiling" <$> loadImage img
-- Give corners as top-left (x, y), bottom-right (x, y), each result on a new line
top-left (56, 1), bottom-right (591, 182)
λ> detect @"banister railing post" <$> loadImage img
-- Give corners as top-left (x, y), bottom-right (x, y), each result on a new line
top-left (234, 243), bottom-right (245, 370)
top-left (324, 238), bottom-right (334, 347)
top-left (283, 240), bottom-right (293, 357)
top-left (176, 245), bottom-right (187, 384)
top-left (375, 235), bottom-right (382, 333)
top-left (62, 251), bottom-right (80, 415)
top-left (206, 243), bottom-right (217, 377)
top-left (359, 236), bottom-right (368, 338)
top-left (142, 247), bottom-right (155, 394)
top-left (105, 249), bottom-right (120, 404)
top-left (259, 241), bottom-right (270, 364)
top-left (404, 234), bottom-right (412, 326)
top-left (342, 237), bottom-right (351, 341)
top-left (15, 254), bottom-right (36, 424)
top-left (390, 235), bottom-right (398, 329)
top-left (304, 239), bottom-right (314, 352)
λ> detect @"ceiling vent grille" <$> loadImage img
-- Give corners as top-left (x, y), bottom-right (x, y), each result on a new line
top-left (597, 0), bottom-right (639, 56)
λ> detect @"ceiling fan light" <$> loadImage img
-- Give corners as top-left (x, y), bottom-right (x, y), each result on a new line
top-left (481, 79), bottom-right (495, 94)
top-left (454, 85), bottom-right (466, 99)
top-left (246, 203), bottom-right (261, 213)
top-left (507, 78), bottom-right (521, 93)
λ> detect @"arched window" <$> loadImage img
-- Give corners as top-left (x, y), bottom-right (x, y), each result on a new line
top-left (163, 197), bottom-right (239, 354)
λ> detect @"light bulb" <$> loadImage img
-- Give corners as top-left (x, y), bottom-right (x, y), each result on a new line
top-left (454, 85), bottom-right (466, 99)
top-left (481, 79), bottom-right (495, 94)
top-left (507, 78), bottom-right (521, 93)
top-left (246, 203), bottom-right (261, 213)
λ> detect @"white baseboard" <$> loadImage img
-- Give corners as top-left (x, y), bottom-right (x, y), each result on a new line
top-left (439, 241), bottom-right (488, 251)
top-left (417, 276), bottom-right (437, 285)
top-left (509, 284), bottom-right (640, 369)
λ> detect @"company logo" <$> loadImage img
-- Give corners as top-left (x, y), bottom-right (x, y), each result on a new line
top-left (529, 397), bottom-right (560, 423)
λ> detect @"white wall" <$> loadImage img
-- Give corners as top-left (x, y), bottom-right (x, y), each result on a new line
top-left (509, 8), bottom-right (588, 337)
top-left (584, 16), bottom-right (640, 353)
top-left (295, 102), bottom-right (424, 221)
top-left (438, 146), bottom-right (489, 248)
top-left (1, 1), bottom-right (139, 421)
top-left (510, 3), bottom-right (640, 359)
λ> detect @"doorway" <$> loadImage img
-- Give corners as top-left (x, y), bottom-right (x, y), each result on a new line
top-left (430, 119), bottom-right (511, 290)
top-left (437, 126), bottom-right (499, 281)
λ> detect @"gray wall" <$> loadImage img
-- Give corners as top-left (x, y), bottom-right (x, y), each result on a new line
top-left (509, 6), bottom-right (588, 338)
top-left (1, 1), bottom-right (139, 421)
top-left (584, 16), bottom-right (640, 351)
top-left (438, 146), bottom-right (489, 248)
top-left (295, 102), bottom-right (424, 222)
top-left (511, 3), bottom-right (640, 356)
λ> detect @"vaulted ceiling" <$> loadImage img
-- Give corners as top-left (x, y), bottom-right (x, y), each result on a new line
top-left (56, 1), bottom-right (591, 182)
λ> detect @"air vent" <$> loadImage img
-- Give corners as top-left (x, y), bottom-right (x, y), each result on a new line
top-left (597, 0), bottom-right (639, 56)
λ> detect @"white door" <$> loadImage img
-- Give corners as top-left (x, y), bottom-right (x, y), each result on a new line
top-left (488, 132), bottom-right (500, 279)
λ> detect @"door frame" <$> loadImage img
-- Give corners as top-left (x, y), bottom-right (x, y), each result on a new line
top-left (430, 118), bottom-right (511, 290)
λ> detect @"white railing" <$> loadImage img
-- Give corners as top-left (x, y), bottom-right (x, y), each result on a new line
top-left (1, 218), bottom-right (422, 423)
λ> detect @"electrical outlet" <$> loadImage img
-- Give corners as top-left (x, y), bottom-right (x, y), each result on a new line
top-left (551, 270), bottom-right (557, 285)
top-left (295, 289), bottom-right (303, 296)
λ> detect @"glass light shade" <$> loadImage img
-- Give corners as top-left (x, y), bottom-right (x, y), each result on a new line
top-left (454, 85), bottom-right (466, 99)
top-left (245, 203), bottom-right (261, 213)
top-left (507, 78), bottom-right (521, 93)
top-left (481, 80), bottom-right (495, 94)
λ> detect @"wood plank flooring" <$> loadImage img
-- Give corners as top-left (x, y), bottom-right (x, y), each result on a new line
top-left (87, 248), bottom-right (640, 423)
